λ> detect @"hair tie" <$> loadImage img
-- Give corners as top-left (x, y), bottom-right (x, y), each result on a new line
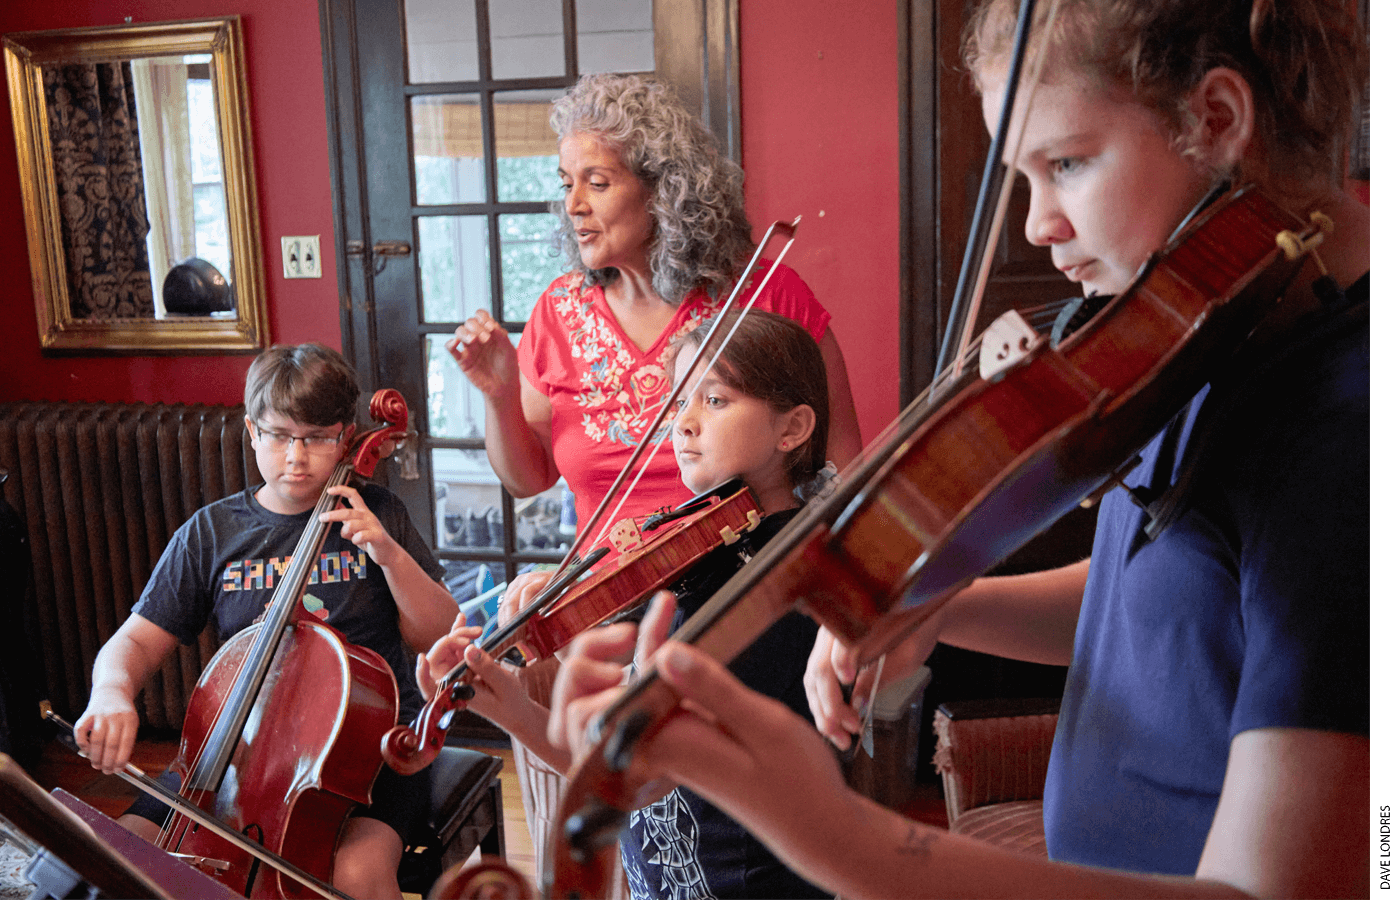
top-left (793, 461), bottom-right (840, 505)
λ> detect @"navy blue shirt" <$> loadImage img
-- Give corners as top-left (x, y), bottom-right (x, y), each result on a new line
top-left (1044, 276), bottom-right (1369, 873)
top-left (132, 482), bottom-right (444, 723)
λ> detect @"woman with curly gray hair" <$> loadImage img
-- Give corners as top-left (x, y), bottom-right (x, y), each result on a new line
top-left (444, 73), bottom-right (860, 898)
top-left (447, 73), bottom-right (860, 535)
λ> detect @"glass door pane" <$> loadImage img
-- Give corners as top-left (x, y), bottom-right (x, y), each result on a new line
top-left (577, 0), bottom-right (655, 73)
top-left (412, 95), bottom-right (488, 205)
top-left (488, 0), bottom-right (565, 78)
top-left (405, 0), bottom-right (479, 82)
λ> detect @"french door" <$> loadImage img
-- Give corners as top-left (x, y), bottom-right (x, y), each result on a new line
top-left (320, 0), bottom-right (738, 606)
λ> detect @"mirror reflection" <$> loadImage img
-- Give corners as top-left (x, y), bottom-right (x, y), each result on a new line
top-left (41, 52), bottom-right (231, 319)
top-left (4, 16), bottom-right (267, 353)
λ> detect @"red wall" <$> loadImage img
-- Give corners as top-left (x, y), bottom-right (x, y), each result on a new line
top-left (0, 0), bottom-right (341, 405)
top-left (740, 1), bottom-right (901, 441)
top-left (0, 1), bottom-right (902, 440)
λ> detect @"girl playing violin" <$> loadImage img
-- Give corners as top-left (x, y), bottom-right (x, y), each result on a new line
top-left (422, 309), bottom-right (837, 898)
top-left (554, 1), bottom-right (1369, 897)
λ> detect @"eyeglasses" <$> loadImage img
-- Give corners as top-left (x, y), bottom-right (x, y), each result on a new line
top-left (254, 424), bottom-right (345, 454)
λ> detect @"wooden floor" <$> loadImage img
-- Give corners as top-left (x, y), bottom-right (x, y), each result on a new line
top-left (17, 734), bottom-right (536, 892)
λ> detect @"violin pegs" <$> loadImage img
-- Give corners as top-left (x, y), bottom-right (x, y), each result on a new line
top-left (564, 799), bottom-right (625, 863)
top-left (602, 709), bottom-right (652, 773)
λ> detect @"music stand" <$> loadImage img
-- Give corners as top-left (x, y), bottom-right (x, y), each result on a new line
top-left (0, 754), bottom-right (238, 899)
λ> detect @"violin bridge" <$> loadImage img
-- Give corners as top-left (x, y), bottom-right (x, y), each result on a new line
top-left (978, 310), bottom-right (1038, 380)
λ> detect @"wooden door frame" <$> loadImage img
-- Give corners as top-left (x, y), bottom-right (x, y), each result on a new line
top-left (319, 0), bottom-right (741, 394)
top-left (318, 0), bottom-right (741, 540)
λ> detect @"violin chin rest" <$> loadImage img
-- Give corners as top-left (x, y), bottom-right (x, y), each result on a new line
top-left (565, 799), bottom-right (625, 861)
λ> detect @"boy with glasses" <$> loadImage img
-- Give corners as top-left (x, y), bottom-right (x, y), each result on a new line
top-left (74, 342), bottom-right (458, 899)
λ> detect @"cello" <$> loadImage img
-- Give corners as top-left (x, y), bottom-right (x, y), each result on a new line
top-left (149, 389), bottom-right (411, 899)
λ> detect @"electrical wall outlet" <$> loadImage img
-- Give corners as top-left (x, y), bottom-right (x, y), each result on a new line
top-left (281, 236), bottom-right (322, 278)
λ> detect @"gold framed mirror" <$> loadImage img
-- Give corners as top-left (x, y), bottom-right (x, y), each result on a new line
top-left (4, 16), bottom-right (267, 354)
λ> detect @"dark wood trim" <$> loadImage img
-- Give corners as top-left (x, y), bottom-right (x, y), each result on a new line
top-left (898, 0), bottom-right (937, 407)
top-left (319, 0), bottom-right (377, 391)
top-left (654, 0), bottom-right (742, 164)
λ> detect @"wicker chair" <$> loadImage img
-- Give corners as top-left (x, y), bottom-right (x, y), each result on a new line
top-left (932, 697), bottom-right (1060, 856)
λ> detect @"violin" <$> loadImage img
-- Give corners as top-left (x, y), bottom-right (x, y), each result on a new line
top-left (380, 478), bottom-right (763, 776)
top-left (382, 220), bottom-right (806, 780)
top-left (541, 182), bottom-right (1329, 898)
top-left (426, 855), bottom-right (538, 899)
top-left (149, 390), bottom-right (410, 899)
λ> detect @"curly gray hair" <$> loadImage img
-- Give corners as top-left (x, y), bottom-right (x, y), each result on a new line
top-left (550, 74), bottom-right (755, 305)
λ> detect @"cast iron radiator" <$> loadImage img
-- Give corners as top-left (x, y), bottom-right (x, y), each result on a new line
top-left (0, 402), bottom-right (254, 731)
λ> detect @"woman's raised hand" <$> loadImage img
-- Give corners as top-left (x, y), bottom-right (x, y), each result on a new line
top-left (447, 309), bottom-right (520, 398)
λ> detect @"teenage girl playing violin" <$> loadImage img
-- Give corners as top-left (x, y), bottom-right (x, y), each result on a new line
top-left (553, 1), bottom-right (1369, 897)
top-left (422, 309), bottom-right (837, 898)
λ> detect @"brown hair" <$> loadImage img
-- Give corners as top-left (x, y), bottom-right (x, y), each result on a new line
top-left (244, 342), bottom-right (359, 428)
top-left (963, 0), bottom-right (1366, 189)
top-left (666, 309), bottom-right (829, 489)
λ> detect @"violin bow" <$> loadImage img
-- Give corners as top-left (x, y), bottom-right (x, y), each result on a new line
top-left (939, 0), bottom-right (1060, 381)
top-left (537, 217), bottom-right (804, 606)
top-left (44, 707), bottom-right (353, 900)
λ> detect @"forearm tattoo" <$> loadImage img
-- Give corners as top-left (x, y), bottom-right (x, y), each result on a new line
top-left (896, 823), bottom-right (939, 858)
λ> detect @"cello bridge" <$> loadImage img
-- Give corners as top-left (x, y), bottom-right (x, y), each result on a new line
top-left (171, 853), bottom-right (232, 873)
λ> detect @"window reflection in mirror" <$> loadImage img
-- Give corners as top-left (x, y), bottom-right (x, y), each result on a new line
top-left (119, 53), bottom-right (232, 319)
top-left (4, 16), bottom-right (266, 353)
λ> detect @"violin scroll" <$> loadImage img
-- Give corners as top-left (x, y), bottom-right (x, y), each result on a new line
top-left (429, 856), bottom-right (538, 900)
top-left (381, 687), bottom-right (466, 775)
top-left (381, 483), bottom-right (764, 777)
